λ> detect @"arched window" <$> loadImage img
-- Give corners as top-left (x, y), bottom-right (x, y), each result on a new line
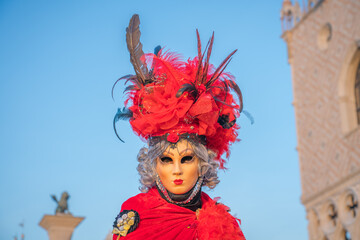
top-left (355, 62), bottom-right (360, 124)
top-left (338, 42), bottom-right (360, 135)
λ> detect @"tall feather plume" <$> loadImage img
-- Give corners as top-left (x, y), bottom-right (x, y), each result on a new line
top-left (204, 48), bottom-right (243, 111)
top-left (201, 32), bottom-right (214, 83)
top-left (126, 14), bottom-right (148, 86)
top-left (207, 49), bottom-right (237, 86)
top-left (196, 29), bottom-right (202, 62)
top-left (195, 32), bottom-right (211, 85)
top-left (179, 31), bottom-right (242, 109)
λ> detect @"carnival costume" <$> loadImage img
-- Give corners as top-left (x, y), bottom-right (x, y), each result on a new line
top-left (112, 14), bottom-right (246, 240)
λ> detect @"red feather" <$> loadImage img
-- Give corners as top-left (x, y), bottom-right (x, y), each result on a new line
top-left (197, 198), bottom-right (246, 240)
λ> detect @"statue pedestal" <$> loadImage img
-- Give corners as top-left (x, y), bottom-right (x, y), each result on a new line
top-left (39, 214), bottom-right (84, 240)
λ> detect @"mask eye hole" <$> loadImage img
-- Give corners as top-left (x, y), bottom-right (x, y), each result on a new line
top-left (160, 157), bottom-right (173, 163)
top-left (181, 156), bottom-right (193, 163)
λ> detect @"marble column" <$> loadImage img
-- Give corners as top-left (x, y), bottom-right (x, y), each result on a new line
top-left (39, 214), bottom-right (84, 240)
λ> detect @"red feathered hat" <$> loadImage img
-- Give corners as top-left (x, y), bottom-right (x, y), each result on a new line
top-left (113, 14), bottom-right (245, 169)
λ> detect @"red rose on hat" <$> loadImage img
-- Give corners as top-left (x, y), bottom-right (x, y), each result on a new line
top-left (167, 133), bottom-right (180, 143)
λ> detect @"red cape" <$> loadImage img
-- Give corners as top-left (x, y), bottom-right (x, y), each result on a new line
top-left (113, 187), bottom-right (245, 240)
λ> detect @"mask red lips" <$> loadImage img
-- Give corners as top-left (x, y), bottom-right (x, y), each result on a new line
top-left (173, 179), bottom-right (183, 185)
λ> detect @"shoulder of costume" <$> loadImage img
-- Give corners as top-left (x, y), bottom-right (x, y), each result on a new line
top-left (112, 195), bottom-right (142, 239)
top-left (112, 188), bottom-right (167, 239)
top-left (112, 192), bottom-right (148, 239)
top-left (120, 192), bottom-right (148, 212)
top-left (121, 187), bottom-right (164, 212)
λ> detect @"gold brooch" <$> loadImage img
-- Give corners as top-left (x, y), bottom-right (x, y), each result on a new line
top-left (112, 210), bottom-right (139, 239)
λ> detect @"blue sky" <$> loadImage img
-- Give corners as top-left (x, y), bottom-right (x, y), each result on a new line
top-left (0, 0), bottom-right (307, 239)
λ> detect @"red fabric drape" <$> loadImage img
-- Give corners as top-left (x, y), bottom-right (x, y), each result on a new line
top-left (113, 188), bottom-right (245, 240)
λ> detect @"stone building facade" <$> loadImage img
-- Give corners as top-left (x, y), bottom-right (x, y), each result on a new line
top-left (281, 0), bottom-right (360, 239)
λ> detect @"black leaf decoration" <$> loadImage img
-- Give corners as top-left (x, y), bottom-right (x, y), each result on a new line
top-left (217, 114), bottom-right (236, 129)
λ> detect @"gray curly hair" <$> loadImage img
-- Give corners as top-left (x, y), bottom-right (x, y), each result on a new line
top-left (137, 139), bottom-right (220, 193)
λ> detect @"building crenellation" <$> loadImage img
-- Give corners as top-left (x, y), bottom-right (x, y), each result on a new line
top-left (281, 0), bottom-right (360, 239)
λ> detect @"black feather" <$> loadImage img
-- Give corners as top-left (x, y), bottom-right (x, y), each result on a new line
top-left (242, 110), bottom-right (254, 124)
top-left (123, 85), bottom-right (137, 93)
top-left (113, 108), bottom-right (133, 143)
top-left (227, 80), bottom-right (243, 112)
top-left (154, 45), bottom-right (161, 56)
top-left (112, 74), bottom-right (134, 100)
top-left (124, 75), bottom-right (141, 88)
top-left (176, 83), bottom-right (198, 98)
top-left (114, 108), bottom-right (133, 121)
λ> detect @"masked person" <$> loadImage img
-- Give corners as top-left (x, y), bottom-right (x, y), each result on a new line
top-left (112, 14), bottom-right (246, 240)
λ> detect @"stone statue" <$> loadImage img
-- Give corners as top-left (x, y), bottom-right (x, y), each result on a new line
top-left (51, 191), bottom-right (70, 214)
